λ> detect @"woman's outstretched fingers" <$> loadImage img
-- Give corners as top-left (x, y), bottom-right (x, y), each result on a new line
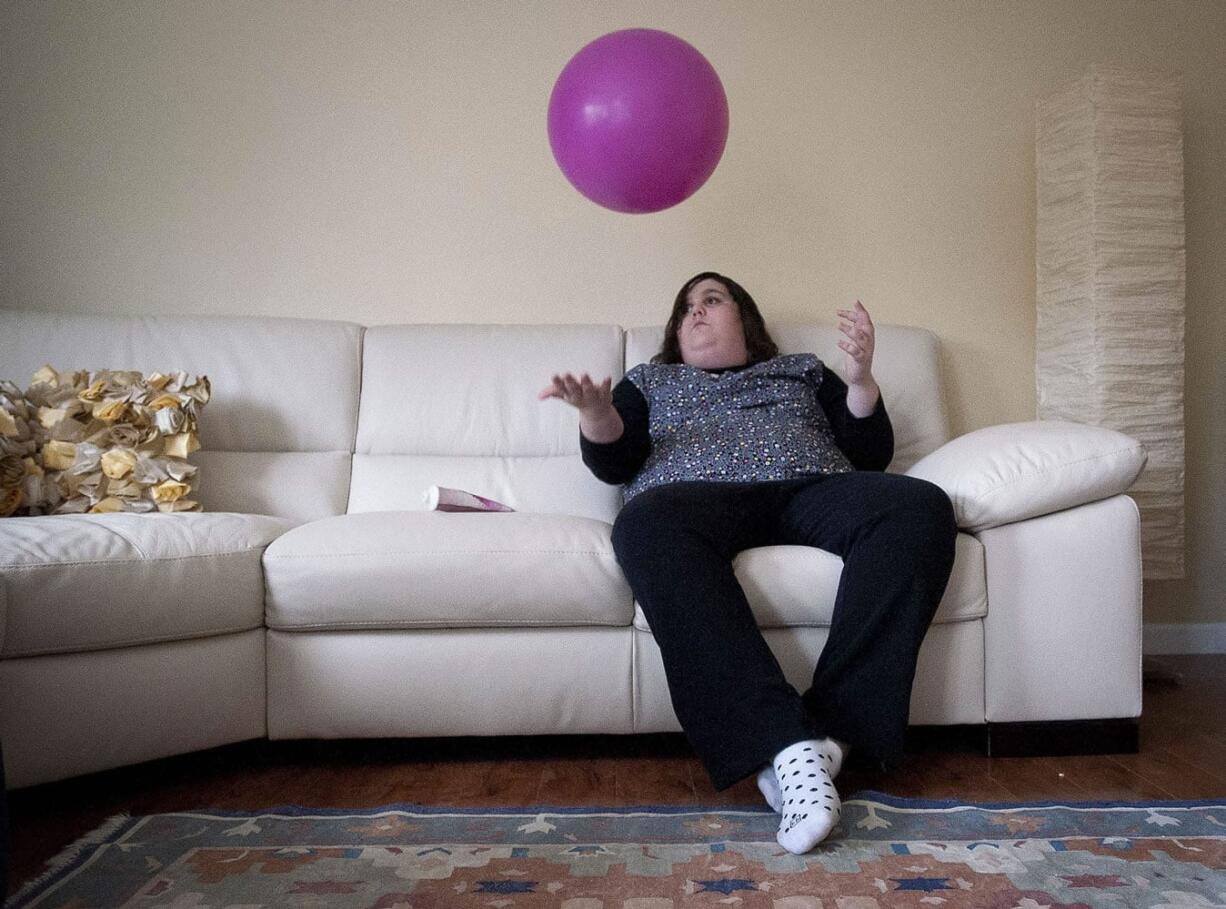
top-left (540, 372), bottom-right (613, 410)
top-left (537, 375), bottom-right (562, 400)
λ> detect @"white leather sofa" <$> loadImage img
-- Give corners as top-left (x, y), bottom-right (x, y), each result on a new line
top-left (0, 310), bottom-right (1147, 789)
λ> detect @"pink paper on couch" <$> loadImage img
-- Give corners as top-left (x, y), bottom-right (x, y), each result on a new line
top-left (423, 485), bottom-right (514, 513)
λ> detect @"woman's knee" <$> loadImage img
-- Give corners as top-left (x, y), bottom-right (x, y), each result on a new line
top-left (612, 484), bottom-right (703, 558)
top-left (900, 475), bottom-right (954, 518)
top-left (614, 482), bottom-right (746, 564)
top-left (894, 477), bottom-right (958, 555)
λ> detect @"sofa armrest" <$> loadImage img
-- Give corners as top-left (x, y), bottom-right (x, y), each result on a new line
top-left (978, 494), bottom-right (1143, 724)
top-left (904, 420), bottom-right (1146, 532)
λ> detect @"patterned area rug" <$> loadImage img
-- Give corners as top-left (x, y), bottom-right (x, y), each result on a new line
top-left (12, 793), bottom-right (1226, 908)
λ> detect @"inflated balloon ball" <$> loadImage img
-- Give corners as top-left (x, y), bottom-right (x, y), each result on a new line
top-left (547, 28), bottom-right (730, 214)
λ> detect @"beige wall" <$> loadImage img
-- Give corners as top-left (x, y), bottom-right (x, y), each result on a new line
top-left (2, 1), bottom-right (1222, 626)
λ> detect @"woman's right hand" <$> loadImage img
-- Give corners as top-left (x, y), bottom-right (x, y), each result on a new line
top-left (537, 372), bottom-right (613, 414)
top-left (538, 373), bottom-right (624, 443)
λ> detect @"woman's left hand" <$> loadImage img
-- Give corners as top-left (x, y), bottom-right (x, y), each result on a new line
top-left (837, 300), bottom-right (877, 387)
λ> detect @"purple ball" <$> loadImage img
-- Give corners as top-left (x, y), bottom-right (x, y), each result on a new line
top-left (548, 29), bottom-right (730, 214)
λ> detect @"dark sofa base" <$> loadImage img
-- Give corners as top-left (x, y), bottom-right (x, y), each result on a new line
top-left (985, 717), bottom-right (1140, 757)
top-left (899, 718), bottom-right (1140, 759)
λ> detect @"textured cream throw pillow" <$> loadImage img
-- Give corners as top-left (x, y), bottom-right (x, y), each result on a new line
top-left (0, 380), bottom-right (42, 516)
top-left (1, 366), bottom-right (211, 516)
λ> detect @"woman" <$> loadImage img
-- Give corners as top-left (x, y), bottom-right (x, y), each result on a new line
top-left (539, 272), bottom-right (957, 853)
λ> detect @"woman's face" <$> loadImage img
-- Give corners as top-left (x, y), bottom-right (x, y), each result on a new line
top-left (678, 278), bottom-right (749, 369)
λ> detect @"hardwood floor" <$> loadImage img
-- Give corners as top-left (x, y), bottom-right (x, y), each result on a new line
top-left (6, 654), bottom-right (1225, 898)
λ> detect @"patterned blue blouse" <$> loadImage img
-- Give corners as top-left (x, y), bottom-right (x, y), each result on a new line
top-left (580, 353), bottom-right (893, 500)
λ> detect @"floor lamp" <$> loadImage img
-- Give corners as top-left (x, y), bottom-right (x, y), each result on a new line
top-left (1036, 64), bottom-right (1186, 579)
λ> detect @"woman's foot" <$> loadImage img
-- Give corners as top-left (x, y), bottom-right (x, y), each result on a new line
top-left (756, 737), bottom-right (846, 813)
top-left (756, 764), bottom-right (784, 812)
top-left (770, 739), bottom-right (842, 853)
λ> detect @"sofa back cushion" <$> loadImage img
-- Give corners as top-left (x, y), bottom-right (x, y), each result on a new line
top-left (350, 324), bottom-right (624, 524)
top-left (0, 311), bottom-right (363, 523)
top-left (624, 322), bottom-right (950, 472)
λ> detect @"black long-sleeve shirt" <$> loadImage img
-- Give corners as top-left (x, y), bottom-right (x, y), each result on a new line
top-left (580, 354), bottom-right (893, 499)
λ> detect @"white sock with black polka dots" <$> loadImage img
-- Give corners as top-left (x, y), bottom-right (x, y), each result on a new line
top-left (771, 739), bottom-right (842, 853)
top-left (756, 737), bottom-right (845, 813)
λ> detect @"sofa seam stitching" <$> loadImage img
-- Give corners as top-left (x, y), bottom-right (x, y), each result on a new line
top-left (3, 622), bottom-right (262, 659)
top-left (267, 619), bottom-right (630, 629)
top-left (958, 445), bottom-right (1142, 499)
top-left (263, 550), bottom-right (618, 559)
top-left (86, 520), bottom-right (150, 559)
top-left (1, 547), bottom-right (271, 571)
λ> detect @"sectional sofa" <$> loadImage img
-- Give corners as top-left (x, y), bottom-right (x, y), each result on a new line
top-left (0, 310), bottom-right (1147, 789)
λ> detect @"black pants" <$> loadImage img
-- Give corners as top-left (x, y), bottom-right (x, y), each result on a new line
top-left (612, 473), bottom-right (957, 790)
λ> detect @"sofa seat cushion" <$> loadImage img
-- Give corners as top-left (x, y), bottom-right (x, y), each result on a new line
top-left (0, 512), bottom-right (293, 657)
top-left (632, 531), bottom-right (986, 631)
top-left (263, 511), bottom-right (634, 630)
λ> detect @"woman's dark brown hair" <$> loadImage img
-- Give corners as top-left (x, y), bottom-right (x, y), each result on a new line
top-left (653, 271), bottom-right (779, 365)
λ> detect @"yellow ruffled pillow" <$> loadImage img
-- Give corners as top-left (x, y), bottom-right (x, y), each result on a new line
top-left (4, 366), bottom-right (211, 516)
top-left (0, 381), bottom-right (44, 516)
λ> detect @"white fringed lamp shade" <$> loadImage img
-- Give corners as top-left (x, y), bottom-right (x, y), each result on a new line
top-left (1036, 65), bottom-right (1185, 579)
